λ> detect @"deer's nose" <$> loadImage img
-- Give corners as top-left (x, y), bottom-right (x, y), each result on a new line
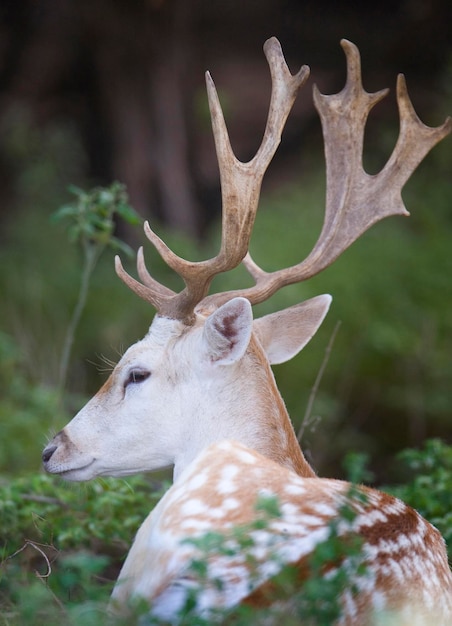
top-left (42, 445), bottom-right (57, 464)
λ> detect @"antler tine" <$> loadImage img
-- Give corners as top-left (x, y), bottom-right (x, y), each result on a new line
top-left (384, 72), bottom-right (451, 188)
top-left (115, 253), bottom-right (174, 311)
top-left (116, 37), bottom-right (310, 322)
top-left (203, 39), bottom-right (451, 309)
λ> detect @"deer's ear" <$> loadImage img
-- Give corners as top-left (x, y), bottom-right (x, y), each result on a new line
top-left (202, 298), bottom-right (253, 365)
top-left (254, 295), bottom-right (332, 365)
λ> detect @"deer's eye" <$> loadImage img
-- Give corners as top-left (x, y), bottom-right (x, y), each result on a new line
top-left (125, 369), bottom-right (151, 388)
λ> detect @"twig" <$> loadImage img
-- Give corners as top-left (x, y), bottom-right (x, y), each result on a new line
top-left (58, 242), bottom-right (98, 392)
top-left (3, 540), bottom-right (68, 613)
top-left (21, 494), bottom-right (65, 506)
top-left (297, 320), bottom-right (341, 443)
top-left (5, 540), bottom-right (55, 579)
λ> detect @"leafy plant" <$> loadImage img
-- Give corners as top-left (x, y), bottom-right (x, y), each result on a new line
top-left (0, 471), bottom-right (168, 625)
top-left (51, 183), bottom-right (140, 390)
top-left (385, 438), bottom-right (452, 557)
top-left (0, 472), bottom-right (167, 554)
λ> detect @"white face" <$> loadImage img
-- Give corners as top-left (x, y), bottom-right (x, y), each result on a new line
top-left (42, 298), bottom-right (257, 481)
top-left (43, 316), bottom-right (194, 480)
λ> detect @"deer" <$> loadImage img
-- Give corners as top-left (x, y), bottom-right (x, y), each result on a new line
top-left (42, 38), bottom-right (452, 624)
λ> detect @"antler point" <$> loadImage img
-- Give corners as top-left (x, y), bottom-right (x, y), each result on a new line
top-left (143, 220), bottom-right (158, 242)
top-left (340, 39), bottom-right (358, 54)
top-left (396, 73), bottom-right (407, 93)
top-left (114, 254), bottom-right (129, 283)
top-left (318, 293), bottom-right (333, 311)
top-left (263, 37), bottom-right (281, 53)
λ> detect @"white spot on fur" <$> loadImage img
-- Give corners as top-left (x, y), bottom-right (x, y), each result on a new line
top-left (234, 447), bottom-right (258, 465)
top-left (208, 507), bottom-right (228, 519)
top-left (180, 498), bottom-right (209, 516)
top-left (179, 517), bottom-right (216, 532)
top-left (186, 472), bottom-right (209, 491)
top-left (355, 508), bottom-right (388, 528)
top-left (217, 464), bottom-right (240, 494)
top-left (280, 501), bottom-right (301, 517)
top-left (223, 497), bottom-right (240, 510)
top-left (284, 482), bottom-right (306, 496)
top-left (309, 501), bottom-right (337, 517)
top-left (381, 498), bottom-right (407, 515)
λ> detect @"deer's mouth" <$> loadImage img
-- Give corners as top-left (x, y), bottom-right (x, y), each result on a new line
top-left (42, 431), bottom-right (99, 481)
top-left (56, 460), bottom-right (97, 482)
top-left (43, 449), bottom-right (97, 481)
top-left (48, 458), bottom-right (156, 481)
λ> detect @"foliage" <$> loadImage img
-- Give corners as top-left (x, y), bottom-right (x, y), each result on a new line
top-left (385, 438), bottom-right (452, 556)
top-left (51, 182), bottom-right (140, 390)
top-left (52, 183), bottom-right (140, 258)
top-left (0, 472), bottom-right (167, 625)
top-left (0, 472), bottom-right (166, 553)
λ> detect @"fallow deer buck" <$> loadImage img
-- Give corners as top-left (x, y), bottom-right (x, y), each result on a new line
top-left (43, 38), bottom-right (452, 623)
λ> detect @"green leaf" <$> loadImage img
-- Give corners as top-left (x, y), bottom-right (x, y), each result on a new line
top-left (116, 201), bottom-right (141, 225)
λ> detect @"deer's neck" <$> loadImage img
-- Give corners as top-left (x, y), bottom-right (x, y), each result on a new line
top-left (173, 336), bottom-right (315, 481)
top-left (244, 335), bottom-right (316, 478)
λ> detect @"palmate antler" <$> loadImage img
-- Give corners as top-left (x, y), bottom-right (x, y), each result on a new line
top-left (115, 37), bottom-right (451, 323)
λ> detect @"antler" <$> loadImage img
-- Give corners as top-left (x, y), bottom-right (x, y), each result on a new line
top-left (115, 37), bottom-right (309, 323)
top-left (116, 38), bottom-right (451, 320)
top-left (203, 39), bottom-right (451, 308)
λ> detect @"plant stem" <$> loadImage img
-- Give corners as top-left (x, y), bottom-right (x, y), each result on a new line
top-left (297, 320), bottom-right (341, 443)
top-left (58, 243), bottom-right (99, 394)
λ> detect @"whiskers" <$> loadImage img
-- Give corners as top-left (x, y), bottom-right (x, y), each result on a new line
top-left (88, 349), bottom-right (123, 375)
top-left (42, 428), bottom-right (58, 447)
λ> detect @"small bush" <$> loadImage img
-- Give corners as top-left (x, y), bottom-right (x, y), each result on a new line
top-left (0, 471), bottom-right (168, 624)
top-left (385, 438), bottom-right (452, 556)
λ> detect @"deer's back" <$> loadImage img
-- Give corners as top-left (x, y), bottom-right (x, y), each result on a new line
top-left (112, 440), bottom-right (452, 624)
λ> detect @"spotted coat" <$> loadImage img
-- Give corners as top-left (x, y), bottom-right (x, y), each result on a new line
top-left (111, 440), bottom-right (452, 625)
